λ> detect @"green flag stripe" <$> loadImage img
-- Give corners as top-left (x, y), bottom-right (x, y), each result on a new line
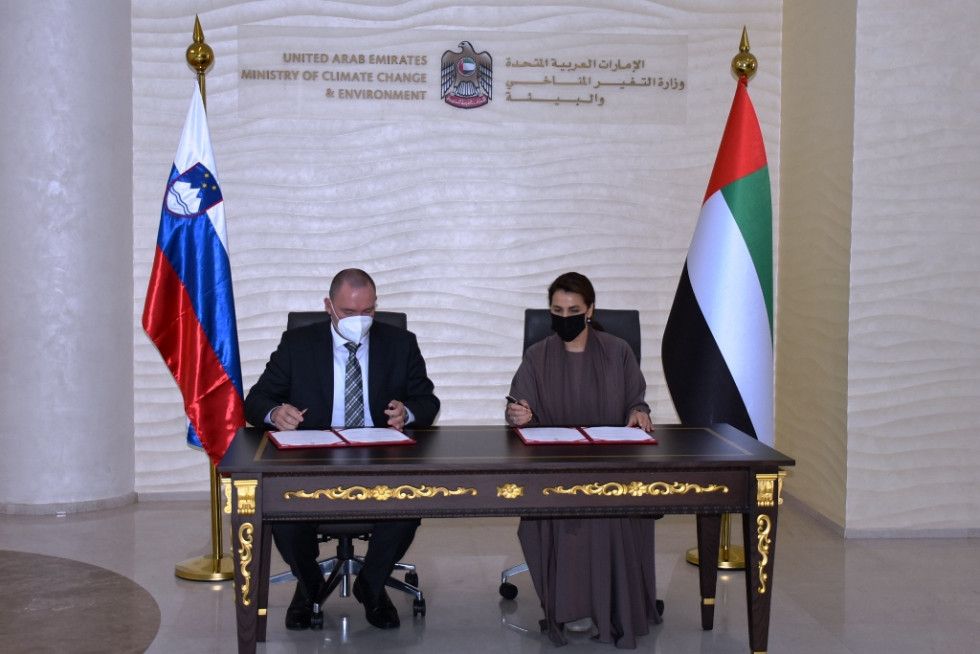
top-left (719, 166), bottom-right (773, 333)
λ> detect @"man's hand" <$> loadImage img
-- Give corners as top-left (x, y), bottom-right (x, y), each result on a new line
top-left (385, 400), bottom-right (409, 431)
top-left (270, 404), bottom-right (306, 431)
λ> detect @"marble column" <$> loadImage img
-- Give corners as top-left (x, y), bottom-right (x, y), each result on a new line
top-left (0, 1), bottom-right (135, 512)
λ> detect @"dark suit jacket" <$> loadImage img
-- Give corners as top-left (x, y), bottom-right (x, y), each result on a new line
top-left (244, 320), bottom-right (440, 430)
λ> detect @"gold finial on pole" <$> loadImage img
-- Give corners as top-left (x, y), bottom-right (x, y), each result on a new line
top-left (186, 16), bottom-right (214, 108)
top-left (731, 26), bottom-right (758, 81)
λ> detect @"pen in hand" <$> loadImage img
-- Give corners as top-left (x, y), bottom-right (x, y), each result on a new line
top-left (273, 405), bottom-right (307, 430)
top-left (506, 396), bottom-right (531, 410)
top-left (386, 400), bottom-right (407, 431)
top-left (506, 395), bottom-right (533, 424)
top-left (290, 407), bottom-right (308, 430)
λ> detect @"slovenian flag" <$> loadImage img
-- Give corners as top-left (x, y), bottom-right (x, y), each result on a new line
top-left (142, 84), bottom-right (245, 465)
top-left (661, 76), bottom-right (774, 445)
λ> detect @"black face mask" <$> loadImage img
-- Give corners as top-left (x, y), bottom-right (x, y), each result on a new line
top-left (551, 312), bottom-right (588, 342)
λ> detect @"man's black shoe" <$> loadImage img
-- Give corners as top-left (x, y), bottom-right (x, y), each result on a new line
top-left (284, 583), bottom-right (314, 630)
top-left (353, 576), bottom-right (400, 629)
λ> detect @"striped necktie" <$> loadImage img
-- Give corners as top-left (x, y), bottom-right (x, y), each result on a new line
top-left (343, 342), bottom-right (365, 427)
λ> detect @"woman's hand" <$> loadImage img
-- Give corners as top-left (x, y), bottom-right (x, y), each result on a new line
top-left (627, 410), bottom-right (654, 432)
top-left (507, 398), bottom-right (534, 427)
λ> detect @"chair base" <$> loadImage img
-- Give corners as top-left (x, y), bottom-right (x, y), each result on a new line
top-left (498, 561), bottom-right (528, 599)
top-left (310, 555), bottom-right (426, 628)
top-left (272, 554), bottom-right (425, 617)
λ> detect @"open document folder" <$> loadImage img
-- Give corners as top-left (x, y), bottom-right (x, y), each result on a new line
top-left (515, 426), bottom-right (657, 445)
top-left (267, 427), bottom-right (415, 449)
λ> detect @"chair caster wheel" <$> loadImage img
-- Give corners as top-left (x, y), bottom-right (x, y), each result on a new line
top-left (499, 582), bottom-right (518, 600)
top-left (413, 598), bottom-right (426, 616)
top-left (405, 571), bottom-right (419, 587)
top-left (311, 610), bottom-right (324, 630)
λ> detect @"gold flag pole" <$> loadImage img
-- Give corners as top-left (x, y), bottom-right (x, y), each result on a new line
top-left (685, 27), bottom-right (758, 572)
top-left (173, 16), bottom-right (234, 582)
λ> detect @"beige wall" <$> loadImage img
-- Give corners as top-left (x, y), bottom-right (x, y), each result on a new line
top-left (778, 0), bottom-right (980, 535)
top-left (777, 1), bottom-right (856, 528)
top-left (132, 1), bottom-right (784, 493)
top-left (846, 1), bottom-right (980, 535)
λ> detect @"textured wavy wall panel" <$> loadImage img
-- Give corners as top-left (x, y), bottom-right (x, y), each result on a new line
top-left (132, 1), bottom-right (782, 493)
top-left (777, 1), bottom-right (855, 529)
top-left (847, 3), bottom-right (980, 532)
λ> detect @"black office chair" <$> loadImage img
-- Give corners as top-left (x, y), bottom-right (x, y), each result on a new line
top-left (499, 308), bottom-right (648, 601)
top-left (522, 308), bottom-right (641, 365)
top-left (268, 310), bottom-right (426, 619)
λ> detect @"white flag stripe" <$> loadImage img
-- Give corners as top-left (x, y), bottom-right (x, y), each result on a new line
top-left (173, 84), bottom-right (229, 252)
top-left (686, 190), bottom-right (774, 445)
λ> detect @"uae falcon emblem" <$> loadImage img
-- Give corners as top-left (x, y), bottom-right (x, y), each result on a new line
top-left (441, 41), bottom-right (492, 109)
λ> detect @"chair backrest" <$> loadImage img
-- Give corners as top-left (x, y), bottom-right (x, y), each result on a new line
top-left (523, 308), bottom-right (641, 364)
top-left (286, 310), bottom-right (407, 331)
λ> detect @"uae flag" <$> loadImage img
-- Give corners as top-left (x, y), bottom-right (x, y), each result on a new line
top-left (661, 76), bottom-right (774, 445)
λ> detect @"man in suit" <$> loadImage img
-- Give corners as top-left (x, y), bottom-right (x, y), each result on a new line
top-left (244, 268), bottom-right (440, 631)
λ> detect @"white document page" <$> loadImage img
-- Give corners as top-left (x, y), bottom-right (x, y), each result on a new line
top-left (516, 427), bottom-right (589, 444)
top-left (269, 430), bottom-right (345, 447)
top-left (580, 426), bottom-right (656, 442)
top-left (335, 427), bottom-right (415, 445)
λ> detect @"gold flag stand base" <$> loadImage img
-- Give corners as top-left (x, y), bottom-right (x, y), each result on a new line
top-left (685, 545), bottom-right (746, 570)
top-left (175, 554), bottom-right (235, 581)
top-left (685, 513), bottom-right (746, 570)
top-left (174, 460), bottom-right (234, 582)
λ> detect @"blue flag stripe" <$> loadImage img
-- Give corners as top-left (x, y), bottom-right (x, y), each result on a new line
top-left (156, 210), bottom-right (243, 394)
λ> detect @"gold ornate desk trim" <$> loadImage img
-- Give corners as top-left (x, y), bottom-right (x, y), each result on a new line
top-left (284, 484), bottom-right (477, 501)
top-left (234, 479), bottom-right (258, 515)
top-left (497, 483), bottom-right (524, 498)
top-left (221, 477), bottom-right (232, 514)
top-left (227, 479), bottom-right (259, 607)
top-left (756, 514), bottom-right (772, 594)
top-left (756, 471), bottom-right (786, 508)
top-left (543, 481), bottom-right (729, 497)
top-left (237, 522), bottom-right (254, 606)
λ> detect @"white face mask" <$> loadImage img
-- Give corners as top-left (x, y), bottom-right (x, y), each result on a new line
top-left (335, 315), bottom-right (373, 343)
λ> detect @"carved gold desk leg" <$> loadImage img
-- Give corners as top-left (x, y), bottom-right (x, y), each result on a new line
top-left (742, 472), bottom-right (784, 654)
top-left (230, 478), bottom-right (259, 654)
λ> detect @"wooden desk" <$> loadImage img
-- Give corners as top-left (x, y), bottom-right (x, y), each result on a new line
top-left (219, 424), bottom-right (794, 654)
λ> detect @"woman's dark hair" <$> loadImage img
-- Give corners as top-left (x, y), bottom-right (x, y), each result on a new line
top-left (547, 272), bottom-right (603, 330)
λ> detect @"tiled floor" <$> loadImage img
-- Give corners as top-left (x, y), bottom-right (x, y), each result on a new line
top-left (1, 500), bottom-right (978, 653)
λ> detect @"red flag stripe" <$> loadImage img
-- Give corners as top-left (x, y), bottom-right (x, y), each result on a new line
top-left (703, 77), bottom-right (768, 203)
top-left (142, 247), bottom-right (244, 465)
